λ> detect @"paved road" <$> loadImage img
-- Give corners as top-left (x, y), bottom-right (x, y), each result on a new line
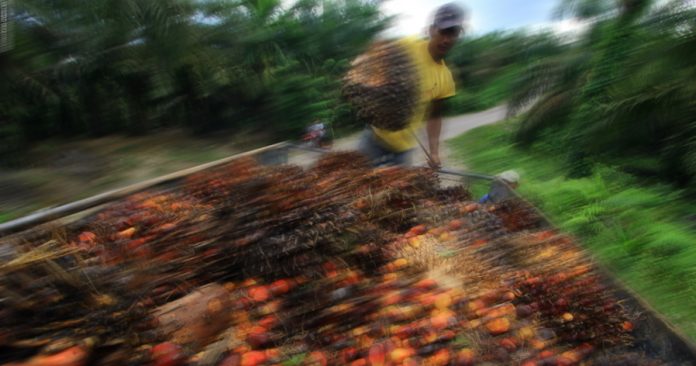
top-left (415, 103), bottom-right (509, 168)
top-left (290, 103), bottom-right (509, 169)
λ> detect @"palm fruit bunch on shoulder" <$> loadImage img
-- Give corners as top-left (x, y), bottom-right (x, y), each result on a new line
top-left (342, 40), bottom-right (419, 131)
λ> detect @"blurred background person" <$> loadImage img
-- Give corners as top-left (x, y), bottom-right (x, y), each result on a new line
top-left (303, 119), bottom-right (327, 148)
top-left (480, 170), bottom-right (520, 204)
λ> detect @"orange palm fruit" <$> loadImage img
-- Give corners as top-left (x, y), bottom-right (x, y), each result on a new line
top-left (499, 338), bottom-right (518, 352)
top-left (78, 231), bottom-right (97, 243)
top-left (408, 225), bottom-right (427, 236)
top-left (390, 348), bottom-right (415, 363)
top-left (485, 303), bottom-right (516, 319)
top-left (368, 344), bottom-right (386, 366)
top-left (117, 227), bottom-right (136, 239)
top-left (448, 219), bottom-right (463, 230)
top-left (152, 342), bottom-right (183, 366)
top-left (429, 349), bottom-right (450, 366)
top-left (539, 350), bottom-right (554, 359)
top-left (434, 293), bottom-right (452, 310)
top-left (18, 345), bottom-right (88, 366)
top-left (414, 278), bottom-right (438, 290)
top-left (467, 299), bottom-right (486, 314)
top-left (485, 317), bottom-right (510, 335)
top-left (240, 351), bottom-right (267, 366)
top-left (460, 203), bottom-right (479, 213)
top-left (269, 279), bottom-right (293, 295)
top-left (247, 286), bottom-right (270, 303)
top-left (455, 348), bottom-right (475, 366)
top-left (430, 311), bottom-right (456, 330)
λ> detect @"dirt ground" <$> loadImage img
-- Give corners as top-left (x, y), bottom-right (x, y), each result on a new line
top-left (0, 130), bottom-right (269, 222)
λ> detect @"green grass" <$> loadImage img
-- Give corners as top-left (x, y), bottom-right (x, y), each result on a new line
top-left (449, 120), bottom-right (696, 340)
top-left (0, 212), bottom-right (16, 224)
top-left (0, 131), bottom-right (253, 223)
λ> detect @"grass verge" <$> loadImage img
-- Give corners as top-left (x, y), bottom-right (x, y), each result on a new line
top-left (449, 120), bottom-right (696, 340)
top-left (0, 130), bottom-right (269, 224)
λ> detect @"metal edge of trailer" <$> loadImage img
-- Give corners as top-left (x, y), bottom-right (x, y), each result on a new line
top-left (593, 263), bottom-right (696, 364)
top-left (0, 142), bottom-right (292, 237)
top-left (433, 166), bottom-right (696, 362)
top-left (505, 181), bottom-right (696, 363)
top-left (504, 179), bottom-right (696, 363)
top-left (1, 143), bottom-right (695, 363)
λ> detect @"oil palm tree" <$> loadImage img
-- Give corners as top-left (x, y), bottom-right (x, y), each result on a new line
top-left (508, 0), bottom-right (657, 176)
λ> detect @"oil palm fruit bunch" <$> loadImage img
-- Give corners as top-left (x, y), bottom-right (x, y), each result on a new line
top-left (342, 41), bottom-right (419, 131)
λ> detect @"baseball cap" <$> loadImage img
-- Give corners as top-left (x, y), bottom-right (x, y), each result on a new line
top-left (433, 3), bottom-right (466, 30)
top-left (497, 170), bottom-right (520, 184)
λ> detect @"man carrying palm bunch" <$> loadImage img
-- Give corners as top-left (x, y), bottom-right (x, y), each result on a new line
top-left (357, 3), bottom-right (466, 168)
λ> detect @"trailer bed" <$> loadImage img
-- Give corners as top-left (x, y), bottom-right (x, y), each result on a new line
top-left (1, 143), bottom-right (694, 366)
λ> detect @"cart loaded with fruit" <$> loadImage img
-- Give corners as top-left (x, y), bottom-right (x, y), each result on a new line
top-left (0, 143), bottom-right (694, 366)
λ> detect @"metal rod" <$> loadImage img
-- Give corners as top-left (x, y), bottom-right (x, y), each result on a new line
top-left (436, 167), bottom-right (495, 181)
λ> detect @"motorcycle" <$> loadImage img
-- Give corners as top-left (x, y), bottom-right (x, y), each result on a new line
top-left (302, 129), bottom-right (333, 149)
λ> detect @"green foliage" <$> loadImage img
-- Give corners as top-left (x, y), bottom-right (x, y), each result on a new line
top-left (0, 0), bottom-right (386, 165)
top-left (449, 0), bottom-right (696, 339)
top-left (450, 121), bottom-right (696, 340)
top-left (0, 0), bottom-right (572, 157)
top-left (509, 0), bottom-right (696, 187)
top-left (0, 212), bottom-right (16, 224)
top-left (444, 32), bottom-right (565, 115)
top-left (554, 0), bottom-right (615, 19)
top-left (282, 353), bottom-right (306, 366)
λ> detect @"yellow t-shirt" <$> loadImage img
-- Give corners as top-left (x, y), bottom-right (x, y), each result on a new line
top-left (371, 37), bottom-right (456, 152)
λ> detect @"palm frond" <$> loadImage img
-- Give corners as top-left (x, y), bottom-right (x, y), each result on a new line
top-left (553, 0), bottom-right (616, 20)
top-left (515, 90), bottom-right (573, 145)
top-left (508, 50), bottom-right (588, 116)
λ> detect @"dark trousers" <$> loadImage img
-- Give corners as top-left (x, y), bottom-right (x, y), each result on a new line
top-left (358, 128), bottom-right (413, 167)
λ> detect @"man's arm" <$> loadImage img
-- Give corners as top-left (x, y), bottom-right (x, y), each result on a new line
top-left (426, 99), bottom-right (444, 168)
